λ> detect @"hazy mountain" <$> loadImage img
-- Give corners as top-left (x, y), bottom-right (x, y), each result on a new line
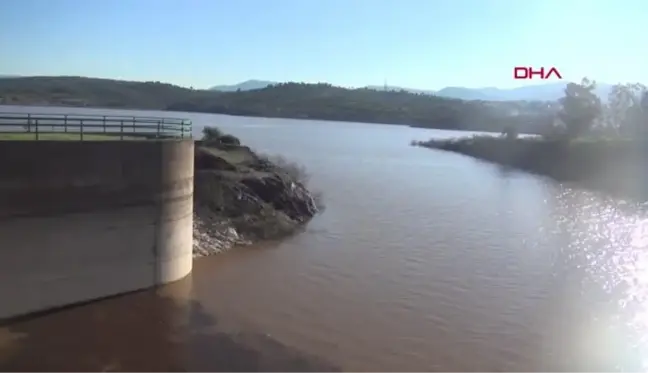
top-left (367, 82), bottom-right (614, 102)
top-left (213, 80), bottom-right (615, 101)
top-left (447, 83), bottom-right (614, 102)
top-left (364, 85), bottom-right (435, 95)
top-left (435, 87), bottom-right (494, 101)
top-left (210, 79), bottom-right (275, 92)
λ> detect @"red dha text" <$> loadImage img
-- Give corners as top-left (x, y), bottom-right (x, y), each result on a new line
top-left (513, 67), bottom-right (563, 80)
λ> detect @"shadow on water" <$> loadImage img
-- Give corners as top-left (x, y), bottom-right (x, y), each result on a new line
top-left (0, 275), bottom-right (340, 372)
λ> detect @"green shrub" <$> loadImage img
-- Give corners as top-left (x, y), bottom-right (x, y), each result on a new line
top-left (219, 134), bottom-right (241, 145)
top-left (502, 126), bottom-right (518, 140)
top-left (202, 126), bottom-right (224, 140)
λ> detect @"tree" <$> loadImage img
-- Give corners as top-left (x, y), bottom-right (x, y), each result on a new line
top-left (501, 125), bottom-right (518, 140)
top-left (201, 126), bottom-right (224, 140)
top-left (558, 78), bottom-right (602, 139)
top-left (639, 91), bottom-right (648, 136)
top-left (606, 83), bottom-right (647, 136)
top-left (219, 133), bottom-right (241, 145)
top-left (641, 91), bottom-right (648, 112)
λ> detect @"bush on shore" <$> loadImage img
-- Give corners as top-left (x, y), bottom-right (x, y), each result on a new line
top-left (258, 153), bottom-right (325, 211)
top-left (260, 154), bottom-right (310, 184)
top-left (201, 126), bottom-right (224, 140)
top-left (219, 134), bottom-right (241, 145)
top-left (201, 125), bottom-right (241, 146)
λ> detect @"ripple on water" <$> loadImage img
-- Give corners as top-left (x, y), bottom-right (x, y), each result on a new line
top-left (2, 109), bottom-right (648, 371)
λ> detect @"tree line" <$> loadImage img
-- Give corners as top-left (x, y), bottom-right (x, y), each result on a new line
top-left (0, 76), bottom-right (560, 134)
top-left (168, 82), bottom-right (560, 133)
top-left (546, 78), bottom-right (648, 140)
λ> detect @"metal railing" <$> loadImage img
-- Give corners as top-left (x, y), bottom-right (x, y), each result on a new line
top-left (0, 112), bottom-right (192, 140)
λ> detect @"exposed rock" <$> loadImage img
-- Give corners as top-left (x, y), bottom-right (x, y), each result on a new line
top-left (193, 211), bottom-right (251, 258)
top-left (192, 141), bottom-right (320, 258)
top-left (240, 174), bottom-right (318, 222)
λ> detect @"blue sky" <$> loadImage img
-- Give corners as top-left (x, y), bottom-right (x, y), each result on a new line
top-left (0, 0), bottom-right (646, 89)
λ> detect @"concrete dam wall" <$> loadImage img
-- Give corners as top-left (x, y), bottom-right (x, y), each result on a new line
top-left (0, 140), bottom-right (194, 320)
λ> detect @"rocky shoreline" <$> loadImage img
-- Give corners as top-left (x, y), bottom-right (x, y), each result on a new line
top-left (191, 139), bottom-right (320, 257)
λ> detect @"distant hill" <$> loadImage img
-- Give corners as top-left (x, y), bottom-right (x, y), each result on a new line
top-left (0, 76), bottom-right (556, 134)
top-left (210, 79), bottom-right (616, 102)
top-left (366, 82), bottom-right (615, 102)
top-left (0, 76), bottom-right (209, 108)
top-left (170, 82), bottom-right (556, 134)
top-left (440, 83), bottom-right (614, 102)
top-left (435, 87), bottom-right (494, 101)
top-left (365, 85), bottom-right (435, 95)
top-left (210, 79), bottom-right (275, 92)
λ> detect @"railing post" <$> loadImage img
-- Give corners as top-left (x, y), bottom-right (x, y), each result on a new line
top-left (120, 120), bottom-right (124, 140)
top-left (26, 114), bottom-right (31, 133)
top-left (103, 116), bottom-right (106, 133)
top-left (64, 115), bottom-right (68, 133)
top-left (157, 120), bottom-right (161, 138)
top-left (34, 119), bottom-right (39, 140)
top-left (80, 119), bottom-right (84, 141)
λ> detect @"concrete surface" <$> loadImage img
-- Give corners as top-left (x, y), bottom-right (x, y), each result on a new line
top-left (0, 140), bottom-right (194, 320)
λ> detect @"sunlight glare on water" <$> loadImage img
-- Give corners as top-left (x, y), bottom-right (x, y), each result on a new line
top-left (551, 192), bottom-right (648, 371)
top-left (2, 107), bottom-right (648, 371)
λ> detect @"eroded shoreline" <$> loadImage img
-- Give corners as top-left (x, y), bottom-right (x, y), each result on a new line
top-left (191, 139), bottom-right (320, 257)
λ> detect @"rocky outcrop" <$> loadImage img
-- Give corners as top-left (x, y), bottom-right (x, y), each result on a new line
top-left (192, 142), bottom-right (319, 257)
top-left (239, 174), bottom-right (317, 222)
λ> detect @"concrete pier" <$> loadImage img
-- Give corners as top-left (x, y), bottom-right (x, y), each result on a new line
top-left (0, 140), bottom-right (194, 319)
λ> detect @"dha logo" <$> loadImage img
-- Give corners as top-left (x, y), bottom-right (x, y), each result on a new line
top-left (513, 67), bottom-right (563, 80)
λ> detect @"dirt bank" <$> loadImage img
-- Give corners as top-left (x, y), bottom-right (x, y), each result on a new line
top-left (192, 141), bottom-right (319, 257)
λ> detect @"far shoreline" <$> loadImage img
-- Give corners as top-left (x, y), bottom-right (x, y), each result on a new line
top-left (413, 135), bottom-right (648, 202)
top-left (0, 103), bottom-right (523, 136)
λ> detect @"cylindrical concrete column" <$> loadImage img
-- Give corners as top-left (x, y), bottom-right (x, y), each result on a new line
top-left (0, 140), bottom-right (194, 320)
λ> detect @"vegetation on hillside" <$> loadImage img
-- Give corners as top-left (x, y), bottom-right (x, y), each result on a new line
top-left (1, 76), bottom-right (556, 134)
top-left (414, 78), bottom-right (648, 200)
top-left (0, 76), bottom-right (214, 109)
top-left (169, 82), bottom-right (557, 134)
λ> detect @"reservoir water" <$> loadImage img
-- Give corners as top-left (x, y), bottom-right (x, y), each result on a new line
top-left (1, 106), bottom-right (648, 371)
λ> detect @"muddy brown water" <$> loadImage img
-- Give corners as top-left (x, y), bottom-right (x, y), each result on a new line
top-left (2, 106), bottom-right (648, 371)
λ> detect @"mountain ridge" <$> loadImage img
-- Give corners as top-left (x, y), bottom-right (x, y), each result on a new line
top-left (209, 79), bottom-right (276, 92)
top-left (0, 76), bottom-right (560, 134)
top-left (2, 75), bottom-right (615, 102)
top-left (211, 80), bottom-right (614, 102)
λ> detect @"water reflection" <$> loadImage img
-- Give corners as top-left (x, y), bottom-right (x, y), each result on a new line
top-left (2, 106), bottom-right (648, 371)
top-left (544, 188), bottom-right (648, 371)
top-left (0, 276), bottom-right (339, 372)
